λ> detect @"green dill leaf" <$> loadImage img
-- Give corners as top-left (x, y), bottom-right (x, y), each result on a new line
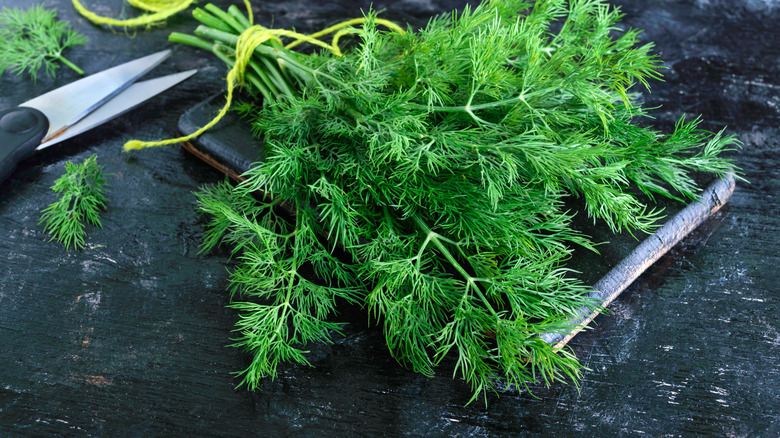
top-left (178, 0), bottom-right (742, 402)
top-left (0, 4), bottom-right (87, 82)
top-left (39, 155), bottom-right (108, 250)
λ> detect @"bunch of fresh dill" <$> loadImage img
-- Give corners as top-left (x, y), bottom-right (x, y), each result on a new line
top-left (39, 155), bottom-right (108, 250)
top-left (0, 4), bottom-right (86, 81)
top-left (172, 0), bottom-right (739, 402)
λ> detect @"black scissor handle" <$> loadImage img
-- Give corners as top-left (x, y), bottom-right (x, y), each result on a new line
top-left (0, 106), bottom-right (49, 185)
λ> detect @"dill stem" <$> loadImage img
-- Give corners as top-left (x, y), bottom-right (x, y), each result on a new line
top-left (406, 94), bottom-right (531, 113)
top-left (194, 26), bottom-right (344, 88)
top-left (169, 32), bottom-right (272, 99)
top-left (192, 26), bottom-right (296, 96)
top-left (169, 32), bottom-right (213, 52)
top-left (212, 45), bottom-right (276, 100)
top-left (192, 7), bottom-right (233, 33)
top-left (57, 55), bottom-right (84, 75)
top-left (204, 2), bottom-right (245, 34)
top-left (227, 4), bottom-right (252, 29)
top-left (411, 215), bottom-right (499, 319)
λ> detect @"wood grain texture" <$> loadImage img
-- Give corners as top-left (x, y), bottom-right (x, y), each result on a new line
top-left (1, 0), bottom-right (778, 436)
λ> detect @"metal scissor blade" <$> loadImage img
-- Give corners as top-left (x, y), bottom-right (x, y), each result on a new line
top-left (37, 69), bottom-right (198, 150)
top-left (21, 50), bottom-right (172, 143)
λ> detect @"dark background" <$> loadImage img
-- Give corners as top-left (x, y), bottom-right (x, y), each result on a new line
top-left (1, 0), bottom-right (778, 436)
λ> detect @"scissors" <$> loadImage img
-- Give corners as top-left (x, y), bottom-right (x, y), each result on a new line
top-left (0, 50), bottom-right (196, 184)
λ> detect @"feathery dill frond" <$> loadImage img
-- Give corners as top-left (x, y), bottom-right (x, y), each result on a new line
top-left (39, 155), bottom-right (108, 250)
top-left (174, 0), bottom-right (740, 402)
top-left (0, 5), bottom-right (86, 81)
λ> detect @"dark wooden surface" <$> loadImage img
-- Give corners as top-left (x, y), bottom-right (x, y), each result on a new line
top-left (1, 0), bottom-right (778, 436)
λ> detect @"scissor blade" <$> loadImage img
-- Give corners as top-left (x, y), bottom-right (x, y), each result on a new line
top-left (21, 50), bottom-right (172, 143)
top-left (37, 69), bottom-right (197, 150)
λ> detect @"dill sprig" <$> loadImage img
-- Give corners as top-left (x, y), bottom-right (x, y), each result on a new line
top-left (39, 155), bottom-right (108, 250)
top-left (173, 0), bottom-right (741, 403)
top-left (0, 4), bottom-right (87, 82)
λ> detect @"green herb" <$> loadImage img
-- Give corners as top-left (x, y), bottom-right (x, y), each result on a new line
top-left (174, 0), bottom-right (740, 403)
top-left (40, 155), bottom-right (108, 250)
top-left (0, 4), bottom-right (87, 82)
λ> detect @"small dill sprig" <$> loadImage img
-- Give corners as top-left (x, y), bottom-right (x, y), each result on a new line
top-left (0, 4), bottom-right (87, 82)
top-left (39, 155), bottom-right (108, 250)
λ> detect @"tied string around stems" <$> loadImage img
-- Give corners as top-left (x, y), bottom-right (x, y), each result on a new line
top-left (72, 0), bottom-right (253, 27)
top-left (124, 17), bottom-right (404, 151)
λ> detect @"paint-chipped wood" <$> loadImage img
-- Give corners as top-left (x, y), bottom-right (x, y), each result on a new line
top-left (1, 0), bottom-right (777, 435)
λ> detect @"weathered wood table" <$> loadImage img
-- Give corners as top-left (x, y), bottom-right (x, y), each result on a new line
top-left (1, 0), bottom-right (777, 435)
